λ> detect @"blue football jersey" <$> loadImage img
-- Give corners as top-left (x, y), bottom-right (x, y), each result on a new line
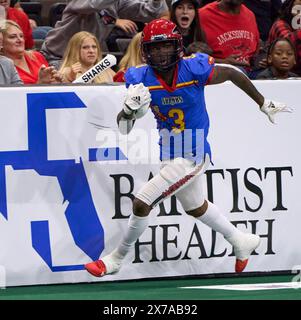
top-left (125, 53), bottom-right (215, 163)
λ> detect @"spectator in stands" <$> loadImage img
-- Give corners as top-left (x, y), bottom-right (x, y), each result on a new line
top-left (113, 32), bottom-right (143, 82)
top-left (0, 0), bottom-right (34, 49)
top-left (244, 0), bottom-right (282, 42)
top-left (170, 0), bottom-right (207, 54)
top-left (0, 21), bottom-right (22, 84)
top-left (59, 31), bottom-right (115, 83)
top-left (1, 20), bottom-right (62, 84)
top-left (256, 37), bottom-right (298, 79)
top-left (198, 0), bottom-right (260, 75)
top-left (106, 11), bottom-right (169, 52)
top-left (268, 0), bottom-right (301, 75)
top-left (10, 0), bottom-right (52, 40)
top-left (41, 0), bottom-right (169, 68)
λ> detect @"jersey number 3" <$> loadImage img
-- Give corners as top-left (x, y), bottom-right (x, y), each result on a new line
top-left (168, 108), bottom-right (185, 133)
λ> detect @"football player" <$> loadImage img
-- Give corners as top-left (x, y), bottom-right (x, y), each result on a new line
top-left (85, 19), bottom-right (292, 277)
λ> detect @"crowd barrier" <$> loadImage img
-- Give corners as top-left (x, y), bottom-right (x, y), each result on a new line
top-left (0, 81), bottom-right (300, 286)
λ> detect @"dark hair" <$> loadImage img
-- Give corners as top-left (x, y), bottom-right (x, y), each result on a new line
top-left (267, 37), bottom-right (297, 60)
top-left (10, 0), bottom-right (20, 7)
top-left (170, 0), bottom-right (207, 43)
top-left (279, 0), bottom-right (298, 24)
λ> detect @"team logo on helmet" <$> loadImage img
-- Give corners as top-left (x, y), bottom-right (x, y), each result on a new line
top-left (151, 34), bottom-right (168, 41)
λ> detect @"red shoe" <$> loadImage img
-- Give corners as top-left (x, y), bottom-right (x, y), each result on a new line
top-left (235, 259), bottom-right (249, 273)
top-left (85, 260), bottom-right (107, 277)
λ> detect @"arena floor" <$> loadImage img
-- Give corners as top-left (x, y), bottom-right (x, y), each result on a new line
top-left (0, 274), bottom-right (300, 300)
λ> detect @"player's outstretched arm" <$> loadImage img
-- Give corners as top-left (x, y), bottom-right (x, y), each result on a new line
top-left (208, 65), bottom-right (292, 123)
top-left (209, 65), bottom-right (264, 106)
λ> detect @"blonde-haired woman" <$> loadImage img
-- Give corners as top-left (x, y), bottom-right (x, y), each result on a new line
top-left (0, 20), bottom-right (62, 84)
top-left (113, 32), bottom-right (143, 82)
top-left (59, 31), bottom-right (115, 84)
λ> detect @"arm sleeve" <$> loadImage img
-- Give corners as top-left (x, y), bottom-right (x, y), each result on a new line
top-left (8, 60), bottom-right (23, 85)
top-left (117, 0), bottom-right (169, 22)
top-left (65, 0), bottom-right (115, 14)
top-left (190, 53), bottom-right (215, 86)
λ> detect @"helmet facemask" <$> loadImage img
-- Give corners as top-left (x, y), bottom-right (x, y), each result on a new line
top-left (142, 39), bottom-right (182, 72)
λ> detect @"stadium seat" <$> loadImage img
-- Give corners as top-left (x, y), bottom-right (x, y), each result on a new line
top-left (116, 38), bottom-right (131, 53)
top-left (20, 2), bottom-right (42, 26)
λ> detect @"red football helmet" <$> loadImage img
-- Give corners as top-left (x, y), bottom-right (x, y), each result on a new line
top-left (141, 19), bottom-right (183, 71)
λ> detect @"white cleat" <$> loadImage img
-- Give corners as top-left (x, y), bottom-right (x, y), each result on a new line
top-left (227, 233), bottom-right (261, 273)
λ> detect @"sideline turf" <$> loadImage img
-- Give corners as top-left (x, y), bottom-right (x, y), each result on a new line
top-left (0, 275), bottom-right (300, 300)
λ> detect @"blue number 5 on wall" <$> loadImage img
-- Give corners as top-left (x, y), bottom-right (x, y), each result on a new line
top-left (0, 92), bottom-right (105, 272)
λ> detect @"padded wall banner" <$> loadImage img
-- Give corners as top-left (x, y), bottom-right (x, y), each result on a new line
top-left (0, 82), bottom-right (300, 287)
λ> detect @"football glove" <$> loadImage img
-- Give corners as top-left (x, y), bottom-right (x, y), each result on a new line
top-left (260, 99), bottom-right (293, 124)
top-left (123, 83), bottom-right (151, 119)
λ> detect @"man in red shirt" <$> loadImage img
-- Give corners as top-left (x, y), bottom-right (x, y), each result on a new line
top-left (0, 0), bottom-right (34, 49)
top-left (198, 0), bottom-right (260, 72)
